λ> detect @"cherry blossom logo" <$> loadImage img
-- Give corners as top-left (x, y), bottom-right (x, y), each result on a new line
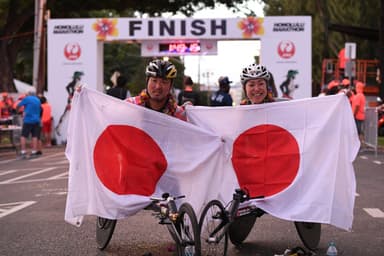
top-left (277, 40), bottom-right (296, 59)
top-left (64, 42), bottom-right (81, 61)
top-left (92, 18), bottom-right (118, 40)
top-left (237, 17), bottom-right (264, 38)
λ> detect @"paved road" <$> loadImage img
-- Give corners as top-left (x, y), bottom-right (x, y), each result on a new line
top-left (0, 146), bottom-right (383, 255)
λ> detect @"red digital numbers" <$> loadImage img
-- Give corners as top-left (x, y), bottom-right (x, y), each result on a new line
top-left (169, 43), bottom-right (187, 53)
top-left (160, 42), bottom-right (201, 54)
top-left (189, 43), bottom-right (200, 53)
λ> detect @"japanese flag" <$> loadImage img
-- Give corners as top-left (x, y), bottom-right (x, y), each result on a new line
top-left (64, 88), bottom-right (225, 226)
top-left (186, 94), bottom-right (359, 231)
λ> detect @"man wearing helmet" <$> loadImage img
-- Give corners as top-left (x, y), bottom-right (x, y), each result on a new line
top-left (126, 59), bottom-right (187, 121)
top-left (240, 63), bottom-right (274, 105)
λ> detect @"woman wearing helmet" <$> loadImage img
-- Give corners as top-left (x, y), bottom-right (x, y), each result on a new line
top-left (126, 59), bottom-right (186, 121)
top-left (240, 63), bottom-right (274, 105)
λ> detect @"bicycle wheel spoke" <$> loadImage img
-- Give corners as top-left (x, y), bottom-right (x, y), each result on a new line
top-left (181, 218), bottom-right (194, 243)
top-left (178, 203), bottom-right (201, 255)
top-left (199, 200), bottom-right (228, 256)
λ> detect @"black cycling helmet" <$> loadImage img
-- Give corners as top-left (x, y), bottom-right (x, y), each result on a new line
top-left (240, 63), bottom-right (270, 86)
top-left (145, 59), bottom-right (177, 80)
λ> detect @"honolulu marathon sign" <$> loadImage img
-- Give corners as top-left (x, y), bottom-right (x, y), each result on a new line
top-left (47, 16), bottom-right (311, 143)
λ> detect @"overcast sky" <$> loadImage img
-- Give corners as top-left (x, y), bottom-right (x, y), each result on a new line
top-left (168, 0), bottom-right (265, 86)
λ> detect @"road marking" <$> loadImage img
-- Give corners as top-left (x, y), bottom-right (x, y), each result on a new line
top-left (0, 159), bottom-right (15, 164)
top-left (0, 201), bottom-right (36, 218)
top-left (4, 176), bottom-right (67, 184)
top-left (43, 160), bottom-right (68, 165)
top-left (0, 170), bottom-right (17, 176)
top-left (29, 152), bottom-right (65, 162)
top-left (35, 188), bottom-right (68, 197)
top-left (358, 155), bottom-right (383, 165)
top-left (0, 152), bottom-right (66, 164)
top-left (363, 208), bottom-right (384, 218)
top-left (0, 167), bottom-right (57, 184)
top-left (47, 171), bottom-right (68, 180)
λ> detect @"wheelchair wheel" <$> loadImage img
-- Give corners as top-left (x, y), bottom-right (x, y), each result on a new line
top-left (199, 200), bottom-right (228, 256)
top-left (96, 217), bottom-right (117, 250)
top-left (294, 221), bottom-right (321, 251)
top-left (228, 213), bottom-right (257, 246)
top-left (177, 203), bottom-right (201, 256)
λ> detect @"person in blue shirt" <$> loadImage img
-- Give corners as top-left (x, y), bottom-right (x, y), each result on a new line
top-left (17, 91), bottom-right (42, 159)
top-left (210, 76), bottom-right (233, 106)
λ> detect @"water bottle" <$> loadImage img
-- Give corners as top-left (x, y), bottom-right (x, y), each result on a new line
top-left (326, 241), bottom-right (338, 256)
top-left (184, 245), bottom-right (195, 256)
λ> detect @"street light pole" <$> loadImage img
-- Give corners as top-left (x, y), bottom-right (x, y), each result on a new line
top-left (33, 0), bottom-right (46, 92)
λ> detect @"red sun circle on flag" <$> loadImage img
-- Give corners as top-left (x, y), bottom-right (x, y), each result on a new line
top-left (277, 40), bottom-right (295, 59)
top-left (64, 42), bottom-right (81, 61)
top-left (93, 125), bottom-right (167, 196)
top-left (231, 124), bottom-right (300, 198)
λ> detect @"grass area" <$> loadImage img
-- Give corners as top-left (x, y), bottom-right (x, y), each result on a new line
top-left (378, 136), bottom-right (384, 147)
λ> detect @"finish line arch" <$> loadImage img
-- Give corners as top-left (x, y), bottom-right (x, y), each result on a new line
top-left (47, 16), bottom-right (311, 143)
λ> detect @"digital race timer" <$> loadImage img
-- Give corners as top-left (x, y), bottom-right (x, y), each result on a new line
top-left (159, 41), bottom-right (201, 54)
top-left (141, 40), bottom-right (217, 56)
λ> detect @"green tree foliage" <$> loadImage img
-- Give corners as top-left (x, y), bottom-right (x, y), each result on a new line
top-left (0, 0), bottom-right (247, 93)
top-left (103, 42), bottom-right (184, 95)
top-left (261, 0), bottom-right (381, 95)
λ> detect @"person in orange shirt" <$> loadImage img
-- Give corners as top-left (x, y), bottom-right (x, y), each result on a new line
top-left (40, 96), bottom-right (52, 147)
top-left (351, 81), bottom-right (366, 146)
top-left (0, 92), bottom-right (15, 118)
top-left (338, 48), bottom-right (348, 78)
top-left (325, 79), bottom-right (341, 95)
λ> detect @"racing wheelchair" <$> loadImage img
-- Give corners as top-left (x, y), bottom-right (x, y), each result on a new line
top-left (199, 188), bottom-right (321, 255)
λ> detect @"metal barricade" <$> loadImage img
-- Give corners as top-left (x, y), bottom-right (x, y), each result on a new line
top-left (363, 107), bottom-right (378, 155)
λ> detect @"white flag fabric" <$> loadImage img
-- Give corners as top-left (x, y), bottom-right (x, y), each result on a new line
top-left (65, 88), bottom-right (358, 231)
top-left (64, 88), bottom-right (225, 226)
top-left (186, 94), bottom-right (359, 231)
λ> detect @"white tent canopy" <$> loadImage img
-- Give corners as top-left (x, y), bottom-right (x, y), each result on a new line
top-left (14, 79), bottom-right (36, 94)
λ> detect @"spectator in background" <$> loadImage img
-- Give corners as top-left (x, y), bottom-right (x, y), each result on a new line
top-left (338, 48), bottom-right (347, 78)
top-left (210, 76), bottom-right (233, 106)
top-left (0, 92), bottom-right (15, 118)
top-left (13, 94), bottom-right (26, 114)
top-left (17, 91), bottom-right (42, 159)
top-left (40, 96), bottom-right (52, 147)
top-left (340, 78), bottom-right (354, 104)
top-left (178, 76), bottom-right (199, 105)
top-left (326, 79), bottom-right (341, 95)
top-left (351, 81), bottom-right (366, 147)
top-left (107, 75), bottom-right (131, 100)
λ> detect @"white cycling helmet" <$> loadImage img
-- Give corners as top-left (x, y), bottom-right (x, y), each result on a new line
top-left (240, 63), bottom-right (270, 85)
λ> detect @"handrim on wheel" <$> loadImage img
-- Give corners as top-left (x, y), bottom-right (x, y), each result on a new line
top-left (199, 200), bottom-right (228, 256)
top-left (96, 217), bottom-right (117, 250)
top-left (294, 221), bottom-right (321, 251)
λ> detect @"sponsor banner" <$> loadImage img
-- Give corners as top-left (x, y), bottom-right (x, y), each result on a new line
top-left (261, 16), bottom-right (312, 100)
